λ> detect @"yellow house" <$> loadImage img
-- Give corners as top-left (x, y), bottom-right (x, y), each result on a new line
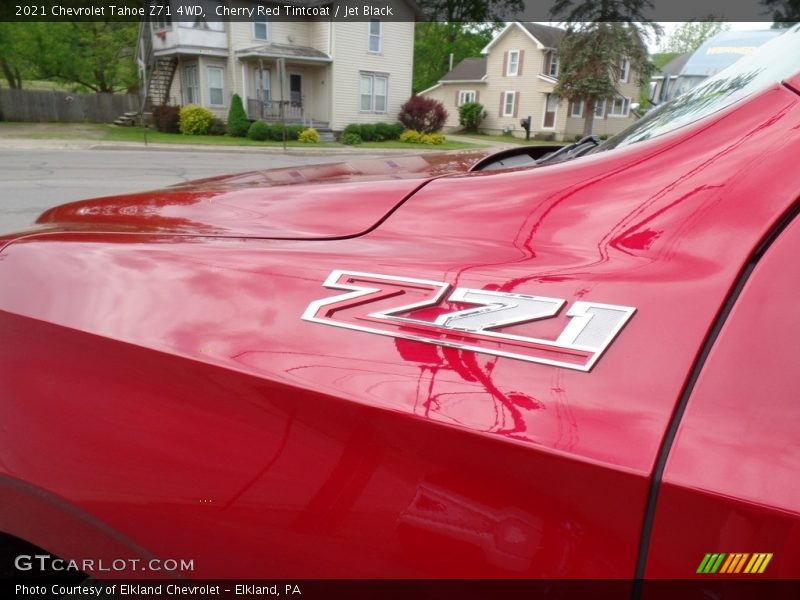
top-left (421, 22), bottom-right (642, 141)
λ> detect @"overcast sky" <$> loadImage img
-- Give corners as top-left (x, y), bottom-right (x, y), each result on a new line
top-left (537, 21), bottom-right (776, 53)
top-left (652, 21), bottom-right (774, 52)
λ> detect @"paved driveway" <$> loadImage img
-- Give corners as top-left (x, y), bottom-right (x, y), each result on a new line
top-left (0, 146), bottom-right (353, 234)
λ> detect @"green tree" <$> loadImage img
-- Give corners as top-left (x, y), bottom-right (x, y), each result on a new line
top-left (763, 0), bottom-right (800, 26)
top-left (550, 0), bottom-right (662, 136)
top-left (413, 0), bottom-right (526, 93)
top-left (0, 22), bottom-right (31, 88)
top-left (660, 20), bottom-right (730, 54)
top-left (413, 22), bottom-right (496, 93)
top-left (417, 0), bottom-right (524, 22)
top-left (227, 93), bottom-right (249, 137)
top-left (18, 22), bottom-right (137, 93)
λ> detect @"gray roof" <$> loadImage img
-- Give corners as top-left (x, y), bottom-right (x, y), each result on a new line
top-left (440, 57), bottom-right (487, 82)
top-left (519, 22), bottom-right (565, 49)
top-left (659, 53), bottom-right (691, 77)
top-left (235, 43), bottom-right (331, 61)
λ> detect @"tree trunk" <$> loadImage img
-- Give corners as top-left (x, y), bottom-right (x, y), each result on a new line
top-left (0, 57), bottom-right (20, 89)
top-left (583, 97), bottom-right (596, 137)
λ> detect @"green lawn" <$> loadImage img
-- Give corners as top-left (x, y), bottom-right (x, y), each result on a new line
top-left (456, 132), bottom-right (565, 146)
top-left (356, 140), bottom-right (484, 151)
top-left (105, 127), bottom-right (484, 149)
top-left (102, 126), bottom-right (344, 147)
top-left (0, 122), bottom-right (488, 150)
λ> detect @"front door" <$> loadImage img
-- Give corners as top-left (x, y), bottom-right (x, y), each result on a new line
top-left (290, 74), bottom-right (302, 106)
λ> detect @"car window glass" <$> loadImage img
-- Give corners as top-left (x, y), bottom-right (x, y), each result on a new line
top-left (598, 24), bottom-right (800, 151)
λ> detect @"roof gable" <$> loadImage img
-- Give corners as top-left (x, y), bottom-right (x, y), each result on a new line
top-left (481, 21), bottom-right (565, 54)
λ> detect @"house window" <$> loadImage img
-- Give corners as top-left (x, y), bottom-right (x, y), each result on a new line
top-left (502, 90), bottom-right (515, 116)
top-left (184, 65), bottom-right (198, 104)
top-left (609, 95), bottom-right (630, 117)
top-left (254, 21), bottom-right (268, 40)
top-left (570, 100), bottom-right (583, 118)
top-left (549, 54), bottom-right (560, 77)
top-left (543, 93), bottom-right (557, 128)
top-left (507, 50), bottom-right (520, 76)
top-left (458, 90), bottom-right (476, 106)
top-left (594, 99), bottom-right (605, 118)
top-left (257, 68), bottom-right (271, 102)
top-left (207, 66), bottom-right (224, 106)
top-left (368, 19), bottom-right (381, 53)
top-left (619, 57), bottom-right (630, 83)
top-left (360, 73), bottom-right (388, 113)
top-left (149, 1), bottom-right (171, 29)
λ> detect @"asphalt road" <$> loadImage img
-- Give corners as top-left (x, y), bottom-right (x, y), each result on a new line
top-left (0, 146), bottom-right (352, 234)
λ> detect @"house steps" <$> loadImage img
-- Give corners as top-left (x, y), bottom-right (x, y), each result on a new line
top-left (113, 112), bottom-right (152, 127)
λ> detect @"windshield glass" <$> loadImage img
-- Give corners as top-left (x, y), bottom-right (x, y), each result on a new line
top-left (597, 24), bottom-right (800, 152)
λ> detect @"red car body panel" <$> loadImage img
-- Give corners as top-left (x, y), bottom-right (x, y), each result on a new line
top-left (646, 215), bottom-right (800, 578)
top-left (34, 152), bottom-right (491, 239)
top-left (1, 76), bottom-right (800, 579)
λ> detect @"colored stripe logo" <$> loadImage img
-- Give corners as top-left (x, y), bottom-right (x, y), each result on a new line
top-left (697, 552), bottom-right (773, 574)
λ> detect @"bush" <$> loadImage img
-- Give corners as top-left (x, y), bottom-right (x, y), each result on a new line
top-left (152, 104), bottom-right (180, 134)
top-left (208, 118), bottom-right (227, 136)
top-left (267, 123), bottom-right (283, 141)
top-left (227, 94), bottom-right (249, 137)
top-left (374, 122), bottom-right (404, 141)
top-left (179, 105), bottom-right (213, 135)
top-left (247, 120), bottom-right (270, 141)
top-left (285, 124), bottom-right (304, 141)
top-left (398, 96), bottom-right (448, 133)
top-left (420, 133), bottom-right (446, 145)
top-left (341, 132), bottom-right (362, 145)
top-left (343, 123), bottom-right (361, 137)
top-left (359, 123), bottom-right (377, 142)
top-left (389, 122), bottom-right (404, 139)
top-left (458, 101), bottom-right (487, 133)
top-left (399, 130), bottom-right (446, 145)
top-left (298, 128), bottom-right (320, 143)
top-left (399, 130), bottom-right (422, 143)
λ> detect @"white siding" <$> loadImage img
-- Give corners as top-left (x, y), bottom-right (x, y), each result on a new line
top-left (329, 11), bottom-right (414, 130)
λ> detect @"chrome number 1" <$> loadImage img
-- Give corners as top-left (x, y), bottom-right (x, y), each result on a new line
top-left (302, 270), bottom-right (635, 372)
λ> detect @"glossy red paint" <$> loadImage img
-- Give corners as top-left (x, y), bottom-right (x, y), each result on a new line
top-left (1, 82), bottom-right (800, 579)
top-left (645, 215), bottom-right (800, 578)
top-left (35, 151), bottom-right (491, 238)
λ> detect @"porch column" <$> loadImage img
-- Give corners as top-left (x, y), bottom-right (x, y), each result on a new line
top-left (241, 62), bottom-right (248, 118)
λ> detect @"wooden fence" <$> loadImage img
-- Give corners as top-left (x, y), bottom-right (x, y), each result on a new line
top-left (0, 89), bottom-right (139, 123)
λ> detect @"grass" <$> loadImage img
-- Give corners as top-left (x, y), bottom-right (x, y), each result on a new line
top-left (102, 126), bottom-right (343, 147)
top-left (0, 122), bottom-right (488, 150)
top-left (455, 132), bottom-right (565, 146)
top-left (356, 140), bottom-right (484, 150)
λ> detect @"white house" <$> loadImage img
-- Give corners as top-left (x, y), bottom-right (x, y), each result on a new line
top-left (136, 0), bottom-right (417, 131)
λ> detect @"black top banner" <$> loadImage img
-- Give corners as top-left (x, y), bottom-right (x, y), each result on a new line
top-left (0, 0), bottom-right (792, 23)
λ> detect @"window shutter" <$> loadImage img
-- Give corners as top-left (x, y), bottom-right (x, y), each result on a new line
top-left (499, 92), bottom-right (504, 116)
top-left (475, 90), bottom-right (480, 102)
top-left (518, 50), bottom-right (525, 76)
top-left (502, 51), bottom-right (508, 76)
top-left (513, 92), bottom-right (520, 117)
top-left (455, 90), bottom-right (460, 106)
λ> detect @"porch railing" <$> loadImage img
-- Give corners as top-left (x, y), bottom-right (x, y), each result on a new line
top-left (247, 99), bottom-right (305, 123)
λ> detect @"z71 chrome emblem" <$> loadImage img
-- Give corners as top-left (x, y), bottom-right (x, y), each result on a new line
top-left (302, 270), bottom-right (635, 372)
